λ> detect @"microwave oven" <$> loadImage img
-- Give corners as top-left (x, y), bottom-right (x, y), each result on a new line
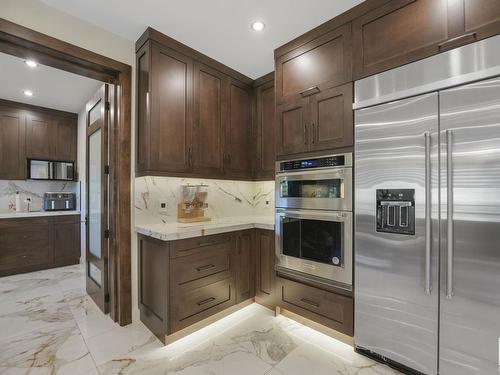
top-left (28, 159), bottom-right (75, 181)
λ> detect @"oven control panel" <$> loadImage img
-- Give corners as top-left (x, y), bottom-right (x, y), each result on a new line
top-left (376, 189), bottom-right (415, 235)
top-left (279, 154), bottom-right (349, 172)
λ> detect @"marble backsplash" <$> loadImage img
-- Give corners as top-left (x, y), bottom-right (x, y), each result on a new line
top-left (0, 180), bottom-right (79, 213)
top-left (135, 176), bottom-right (275, 225)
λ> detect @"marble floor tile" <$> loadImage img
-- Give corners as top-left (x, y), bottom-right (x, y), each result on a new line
top-left (0, 323), bottom-right (95, 375)
top-left (0, 264), bottom-right (401, 375)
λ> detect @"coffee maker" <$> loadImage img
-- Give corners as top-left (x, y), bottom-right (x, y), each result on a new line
top-left (177, 184), bottom-right (211, 223)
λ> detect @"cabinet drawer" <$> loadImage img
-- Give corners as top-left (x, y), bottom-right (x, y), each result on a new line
top-left (170, 278), bottom-right (235, 332)
top-left (0, 227), bottom-right (52, 267)
top-left (170, 233), bottom-right (232, 258)
top-left (278, 277), bottom-right (353, 336)
top-left (54, 214), bottom-right (80, 224)
top-left (171, 246), bottom-right (231, 285)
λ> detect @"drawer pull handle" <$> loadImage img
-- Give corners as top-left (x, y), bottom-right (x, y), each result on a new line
top-left (196, 264), bottom-right (215, 272)
top-left (197, 240), bottom-right (217, 247)
top-left (197, 297), bottom-right (215, 306)
top-left (300, 86), bottom-right (320, 97)
top-left (300, 298), bottom-right (320, 308)
top-left (438, 32), bottom-right (477, 51)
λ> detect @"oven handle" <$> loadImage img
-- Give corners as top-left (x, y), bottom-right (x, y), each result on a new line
top-left (276, 168), bottom-right (349, 178)
top-left (276, 209), bottom-right (352, 222)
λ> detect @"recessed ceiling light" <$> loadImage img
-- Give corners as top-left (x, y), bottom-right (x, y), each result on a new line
top-left (251, 21), bottom-right (265, 32)
top-left (23, 89), bottom-right (34, 97)
top-left (25, 60), bottom-right (38, 68)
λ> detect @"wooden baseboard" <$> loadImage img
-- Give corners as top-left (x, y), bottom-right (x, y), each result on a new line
top-left (275, 305), bottom-right (354, 346)
top-left (164, 298), bottom-right (255, 345)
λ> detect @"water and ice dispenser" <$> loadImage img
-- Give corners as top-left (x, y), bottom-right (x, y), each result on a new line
top-left (376, 189), bottom-right (415, 235)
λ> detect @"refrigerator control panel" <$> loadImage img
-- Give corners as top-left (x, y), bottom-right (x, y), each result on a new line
top-left (376, 189), bottom-right (415, 235)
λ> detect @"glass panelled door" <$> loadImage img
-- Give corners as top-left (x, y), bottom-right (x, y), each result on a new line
top-left (86, 84), bottom-right (109, 313)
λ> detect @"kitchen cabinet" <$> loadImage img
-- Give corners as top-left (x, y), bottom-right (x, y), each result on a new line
top-left (255, 229), bottom-right (276, 310)
top-left (275, 23), bottom-right (352, 105)
top-left (352, 0), bottom-right (449, 79)
top-left (276, 83), bottom-right (353, 157)
top-left (26, 112), bottom-right (54, 160)
top-left (276, 97), bottom-right (310, 156)
top-left (0, 100), bottom-right (77, 180)
top-left (0, 214), bottom-right (80, 276)
top-left (26, 112), bottom-right (78, 163)
top-left (461, 0), bottom-right (500, 40)
top-left (0, 104), bottom-right (25, 180)
top-left (225, 80), bottom-right (252, 179)
top-left (235, 230), bottom-right (255, 303)
top-left (254, 74), bottom-right (276, 180)
top-left (150, 42), bottom-right (194, 174)
top-left (135, 29), bottom-right (254, 180)
top-left (193, 63), bottom-right (226, 177)
top-left (309, 83), bottom-right (353, 151)
top-left (54, 215), bottom-right (81, 266)
top-left (277, 275), bottom-right (354, 336)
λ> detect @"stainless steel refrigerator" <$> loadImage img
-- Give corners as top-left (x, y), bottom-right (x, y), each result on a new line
top-left (354, 35), bottom-right (500, 375)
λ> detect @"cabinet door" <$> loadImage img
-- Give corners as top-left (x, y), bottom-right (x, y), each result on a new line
top-left (353, 0), bottom-right (449, 79)
top-left (226, 80), bottom-right (252, 178)
top-left (236, 230), bottom-right (255, 303)
top-left (136, 42), bottom-right (151, 174)
top-left (276, 23), bottom-right (351, 104)
top-left (26, 112), bottom-right (55, 160)
top-left (310, 82), bottom-right (353, 151)
top-left (54, 119), bottom-right (77, 162)
top-left (54, 216), bottom-right (80, 263)
top-left (276, 97), bottom-right (309, 157)
top-left (193, 63), bottom-right (226, 177)
top-left (150, 43), bottom-right (194, 173)
top-left (255, 229), bottom-right (276, 310)
top-left (463, 0), bottom-right (500, 40)
top-left (0, 106), bottom-right (26, 180)
top-left (255, 80), bottom-right (276, 180)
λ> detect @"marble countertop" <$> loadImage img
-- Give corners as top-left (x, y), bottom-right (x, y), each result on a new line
top-left (135, 215), bottom-right (275, 241)
top-left (0, 210), bottom-right (81, 219)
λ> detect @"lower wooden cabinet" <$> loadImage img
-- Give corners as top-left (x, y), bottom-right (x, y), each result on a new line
top-left (276, 275), bottom-right (354, 336)
top-left (54, 215), bottom-right (81, 266)
top-left (0, 215), bottom-right (81, 276)
top-left (138, 228), bottom-right (353, 344)
top-left (255, 229), bottom-right (276, 310)
top-left (235, 230), bottom-right (255, 303)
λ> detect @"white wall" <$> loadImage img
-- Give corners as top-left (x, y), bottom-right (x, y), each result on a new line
top-left (1, 0), bottom-right (140, 321)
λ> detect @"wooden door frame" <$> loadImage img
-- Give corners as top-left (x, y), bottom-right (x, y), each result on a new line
top-left (0, 18), bottom-right (132, 325)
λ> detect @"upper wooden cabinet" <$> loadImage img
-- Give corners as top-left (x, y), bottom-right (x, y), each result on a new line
top-left (353, 0), bottom-right (449, 79)
top-left (462, 0), bottom-right (500, 39)
top-left (275, 23), bottom-right (352, 105)
top-left (254, 74), bottom-right (276, 180)
top-left (352, 0), bottom-right (500, 79)
top-left (0, 105), bottom-right (26, 180)
top-left (193, 63), bottom-right (226, 177)
top-left (225, 80), bottom-right (252, 179)
top-left (276, 83), bottom-right (353, 157)
top-left (0, 100), bottom-right (77, 181)
top-left (151, 42), bottom-right (194, 174)
top-left (135, 29), bottom-right (254, 180)
top-left (26, 112), bottom-right (77, 162)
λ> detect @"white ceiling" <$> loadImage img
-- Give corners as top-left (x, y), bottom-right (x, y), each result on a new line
top-left (38, 0), bottom-right (365, 79)
top-left (0, 52), bottom-right (102, 113)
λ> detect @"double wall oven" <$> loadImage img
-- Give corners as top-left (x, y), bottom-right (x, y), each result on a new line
top-left (275, 153), bottom-right (353, 289)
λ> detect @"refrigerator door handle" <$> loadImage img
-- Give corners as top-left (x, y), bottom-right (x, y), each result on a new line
top-left (424, 132), bottom-right (432, 295)
top-left (446, 129), bottom-right (454, 299)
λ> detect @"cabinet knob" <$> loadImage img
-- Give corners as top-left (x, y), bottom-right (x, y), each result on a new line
top-left (303, 124), bottom-right (308, 145)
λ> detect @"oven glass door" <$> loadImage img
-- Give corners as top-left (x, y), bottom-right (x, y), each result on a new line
top-left (276, 209), bottom-right (353, 286)
top-left (276, 169), bottom-right (352, 211)
top-left (282, 217), bottom-right (343, 267)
